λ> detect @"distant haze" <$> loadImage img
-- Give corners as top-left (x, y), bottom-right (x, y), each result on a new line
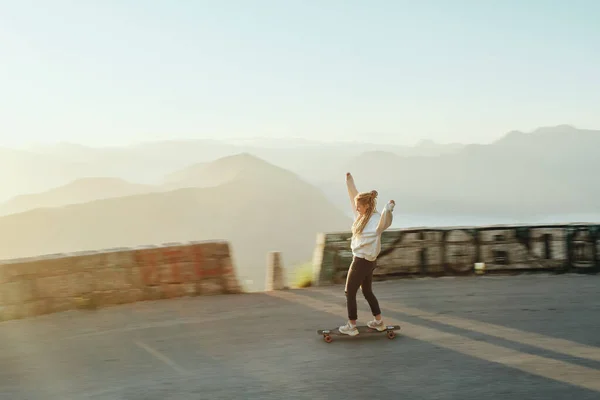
top-left (1, 2), bottom-right (599, 290)
top-left (1, 125), bottom-right (599, 291)
top-left (1, 1), bottom-right (599, 147)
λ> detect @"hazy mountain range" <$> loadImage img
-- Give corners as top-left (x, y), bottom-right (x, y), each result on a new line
top-left (0, 177), bottom-right (154, 216)
top-left (320, 125), bottom-right (600, 219)
top-left (0, 154), bottom-right (350, 291)
top-left (0, 137), bottom-right (463, 203)
top-left (1, 124), bottom-right (598, 290)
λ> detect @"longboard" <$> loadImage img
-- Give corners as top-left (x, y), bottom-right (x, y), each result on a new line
top-left (317, 324), bottom-right (401, 343)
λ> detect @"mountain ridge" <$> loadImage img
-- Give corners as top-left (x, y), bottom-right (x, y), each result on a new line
top-left (0, 153), bottom-right (351, 291)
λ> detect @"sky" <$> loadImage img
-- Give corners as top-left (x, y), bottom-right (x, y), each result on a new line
top-left (1, 0), bottom-right (599, 148)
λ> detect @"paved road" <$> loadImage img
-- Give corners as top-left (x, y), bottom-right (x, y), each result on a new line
top-left (1, 273), bottom-right (599, 399)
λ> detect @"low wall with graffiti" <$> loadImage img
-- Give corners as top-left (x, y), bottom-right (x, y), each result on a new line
top-left (312, 223), bottom-right (600, 285)
top-left (0, 240), bottom-right (242, 322)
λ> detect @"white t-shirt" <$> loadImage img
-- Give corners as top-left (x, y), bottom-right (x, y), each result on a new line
top-left (350, 202), bottom-right (395, 261)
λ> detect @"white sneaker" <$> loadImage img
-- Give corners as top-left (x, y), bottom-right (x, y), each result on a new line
top-left (338, 321), bottom-right (359, 336)
top-left (367, 319), bottom-right (386, 331)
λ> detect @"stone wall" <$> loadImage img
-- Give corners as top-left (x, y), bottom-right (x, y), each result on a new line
top-left (0, 240), bottom-right (242, 322)
top-left (312, 223), bottom-right (600, 286)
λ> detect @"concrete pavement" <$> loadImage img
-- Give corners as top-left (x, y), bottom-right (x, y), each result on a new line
top-left (1, 273), bottom-right (599, 399)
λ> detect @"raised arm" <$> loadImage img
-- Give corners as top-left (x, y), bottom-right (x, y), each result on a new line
top-left (346, 172), bottom-right (359, 217)
top-left (376, 200), bottom-right (395, 234)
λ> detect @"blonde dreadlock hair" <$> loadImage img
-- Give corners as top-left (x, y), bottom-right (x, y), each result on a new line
top-left (352, 190), bottom-right (378, 235)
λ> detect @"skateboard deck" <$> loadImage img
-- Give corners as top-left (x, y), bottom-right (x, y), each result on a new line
top-left (317, 324), bottom-right (401, 343)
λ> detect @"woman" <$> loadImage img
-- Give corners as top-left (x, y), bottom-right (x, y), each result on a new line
top-left (339, 172), bottom-right (395, 336)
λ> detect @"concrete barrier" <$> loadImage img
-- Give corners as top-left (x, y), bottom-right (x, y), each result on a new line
top-left (567, 225), bottom-right (599, 271)
top-left (376, 229), bottom-right (445, 277)
top-left (528, 226), bottom-right (568, 270)
top-left (442, 228), bottom-right (477, 274)
top-left (0, 240), bottom-right (242, 322)
top-left (313, 223), bottom-right (600, 286)
top-left (265, 251), bottom-right (287, 290)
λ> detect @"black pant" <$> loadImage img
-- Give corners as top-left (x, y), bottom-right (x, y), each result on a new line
top-left (345, 256), bottom-right (381, 321)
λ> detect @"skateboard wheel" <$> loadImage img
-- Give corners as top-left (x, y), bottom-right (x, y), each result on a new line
top-left (324, 335), bottom-right (332, 343)
top-left (387, 331), bottom-right (396, 339)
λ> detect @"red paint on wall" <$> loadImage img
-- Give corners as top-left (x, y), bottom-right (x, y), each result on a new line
top-left (164, 249), bottom-right (184, 283)
top-left (136, 250), bottom-right (159, 286)
top-left (137, 245), bottom-right (225, 286)
top-left (191, 246), bottom-right (204, 280)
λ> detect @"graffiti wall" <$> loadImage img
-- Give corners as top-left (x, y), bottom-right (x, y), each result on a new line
top-left (376, 230), bottom-right (445, 276)
top-left (567, 225), bottom-right (599, 270)
top-left (312, 223), bottom-right (599, 286)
